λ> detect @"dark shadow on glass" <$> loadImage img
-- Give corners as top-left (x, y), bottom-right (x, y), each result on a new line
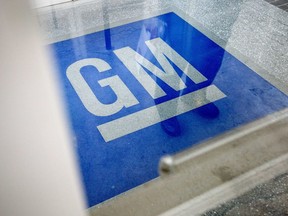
top-left (136, 15), bottom-right (225, 137)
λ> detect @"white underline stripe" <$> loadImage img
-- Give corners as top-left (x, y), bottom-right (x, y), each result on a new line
top-left (97, 85), bottom-right (226, 142)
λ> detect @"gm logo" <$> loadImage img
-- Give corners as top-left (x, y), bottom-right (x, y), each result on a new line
top-left (53, 12), bottom-right (288, 206)
top-left (66, 37), bottom-right (226, 142)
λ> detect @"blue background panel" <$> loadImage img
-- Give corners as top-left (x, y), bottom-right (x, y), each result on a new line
top-left (52, 12), bottom-right (288, 207)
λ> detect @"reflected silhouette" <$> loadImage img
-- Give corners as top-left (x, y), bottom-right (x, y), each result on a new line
top-left (136, 17), bottom-right (183, 136)
top-left (136, 16), bottom-right (224, 136)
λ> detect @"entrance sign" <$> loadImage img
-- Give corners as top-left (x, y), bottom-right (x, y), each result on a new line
top-left (52, 12), bottom-right (288, 207)
top-left (66, 38), bottom-right (225, 141)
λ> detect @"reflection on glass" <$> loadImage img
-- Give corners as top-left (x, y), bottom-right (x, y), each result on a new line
top-left (47, 6), bottom-right (288, 207)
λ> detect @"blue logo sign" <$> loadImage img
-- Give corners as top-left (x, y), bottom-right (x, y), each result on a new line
top-left (52, 12), bottom-right (288, 206)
